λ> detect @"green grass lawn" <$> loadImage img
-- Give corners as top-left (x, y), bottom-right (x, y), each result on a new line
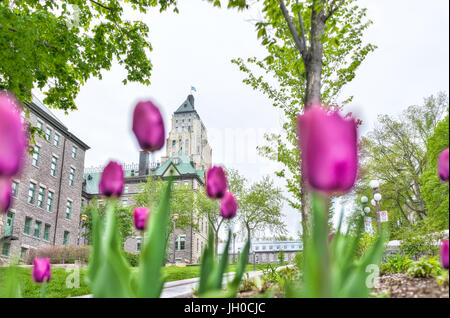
top-left (0, 263), bottom-right (270, 298)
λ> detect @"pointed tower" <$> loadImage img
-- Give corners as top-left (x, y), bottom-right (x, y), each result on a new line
top-left (161, 94), bottom-right (212, 171)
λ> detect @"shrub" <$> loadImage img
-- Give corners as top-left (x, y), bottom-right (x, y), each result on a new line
top-left (124, 251), bottom-right (139, 267)
top-left (380, 253), bottom-right (413, 274)
top-left (398, 228), bottom-right (444, 258)
top-left (406, 256), bottom-right (441, 278)
top-left (24, 245), bottom-right (90, 264)
top-left (356, 233), bottom-right (377, 258)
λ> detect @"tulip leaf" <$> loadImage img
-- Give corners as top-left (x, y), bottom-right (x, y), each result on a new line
top-left (198, 224), bottom-right (215, 296)
top-left (209, 230), bottom-right (231, 291)
top-left (227, 239), bottom-right (250, 298)
top-left (138, 177), bottom-right (172, 298)
top-left (86, 207), bottom-right (102, 285)
top-left (91, 200), bottom-right (134, 297)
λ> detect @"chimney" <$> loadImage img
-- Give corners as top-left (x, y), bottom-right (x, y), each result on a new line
top-left (188, 94), bottom-right (194, 107)
top-left (139, 151), bottom-right (149, 176)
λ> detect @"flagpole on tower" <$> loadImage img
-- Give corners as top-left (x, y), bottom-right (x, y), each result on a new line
top-left (190, 85), bottom-right (197, 95)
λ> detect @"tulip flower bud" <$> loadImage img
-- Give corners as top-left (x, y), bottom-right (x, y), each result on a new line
top-left (441, 240), bottom-right (449, 270)
top-left (297, 106), bottom-right (358, 193)
top-left (220, 191), bottom-right (237, 219)
top-left (438, 148), bottom-right (449, 182)
top-left (32, 258), bottom-right (51, 283)
top-left (132, 101), bottom-right (165, 152)
top-left (0, 93), bottom-right (28, 177)
top-left (99, 161), bottom-right (124, 198)
top-left (206, 166), bottom-right (227, 199)
top-left (328, 232), bottom-right (335, 243)
top-left (133, 207), bottom-right (150, 231)
top-left (0, 177), bottom-right (12, 213)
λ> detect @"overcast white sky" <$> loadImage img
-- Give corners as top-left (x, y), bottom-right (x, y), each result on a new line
top-left (36, 0), bottom-right (449, 240)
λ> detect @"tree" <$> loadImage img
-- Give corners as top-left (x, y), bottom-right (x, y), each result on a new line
top-left (420, 114), bottom-right (449, 231)
top-left (0, 0), bottom-right (177, 112)
top-left (350, 92), bottom-right (449, 238)
top-left (82, 198), bottom-right (133, 247)
top-left (196, 189), bottom-right (222, 257)
top-left (238, 175), bottom-right (287, 244)
top-left (133, 176), bottom-right (196, 244)
top-left (220, 0), bottom-right (375, 239)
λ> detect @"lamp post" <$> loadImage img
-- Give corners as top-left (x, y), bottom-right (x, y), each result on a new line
top-left (233, 232), bottom-right (237, 264)
top-left (172, 213), bottom-right (179, 264)
top-left (78, 214), bottom-right (87, 245)
top-left (370, 180), bottom-right (382, 233)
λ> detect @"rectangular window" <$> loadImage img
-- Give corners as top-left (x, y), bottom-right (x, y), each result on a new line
top-left (1, 243), bottom-right (11, 257)
top-left (34, 221), bottom-right (41, 238)
top-left (50, 156), bottom-right (57, 176)
top-left (66, 200), bottom-right (72, 219)
top-left (172, 140), bottom-right (176, 147)
top-left (36, 121), bottom-right (43, 131)
top-left (54, 133), bottom-right (60, 147)
top-left (37, 186), bottom-right (45, 208)
top-left (122, 200), bottom-right (128, 206)
top-left (12, 181), bottom-right (19, 197)
top-left (69, 168), bottom-right (75, 186)
top-left (32, 146), bottom-right (40, 166)
top-left (124, 185), bottom-right (129, 194)
top-left (72, 146), bottom-right (78, 159)
top-left (136, 238), bottom-right (142, 252)
top-left (43, 224), bottom-right (50, 241)
top-left (20, 247), bottom-right (28, 261)
top-left (45, 127), bottom-right (52, 141)
top-left (176, 235), bottom-right (186, 251)
top-left (5, 212), bottom-right (14, 237)
top-left (63, 231), bottom-right (69, 246)
top-left (24, 217), bottom-right (32, 235)
top-left (46, 192), bottom-right (54, 212)
top-left (27, 182), bottom-right (36, 204)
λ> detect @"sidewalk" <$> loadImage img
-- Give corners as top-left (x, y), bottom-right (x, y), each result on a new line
top-left (74, 265), bottom-right (292, 298)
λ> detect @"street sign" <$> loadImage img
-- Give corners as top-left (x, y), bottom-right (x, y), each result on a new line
top-left (379, 211), bottom-right (388, 223)
top-left (364, 216), bottom-right (373, 233)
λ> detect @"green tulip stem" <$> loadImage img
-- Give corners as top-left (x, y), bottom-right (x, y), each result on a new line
top-left (40, 282), bottom-right (47, 298)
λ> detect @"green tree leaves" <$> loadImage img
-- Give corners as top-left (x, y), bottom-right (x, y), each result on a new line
top-left (0, 0), bottom-right (177, 112)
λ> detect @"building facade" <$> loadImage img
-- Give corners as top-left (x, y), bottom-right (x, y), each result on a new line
top-left (219, 238), bottom-right (303, 264)
top-left (0, 96), bottom-right (89, 263)
top-left (82, 94), bottom-right (212, 264)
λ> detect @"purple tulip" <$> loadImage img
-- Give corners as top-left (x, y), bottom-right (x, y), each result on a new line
top-left (441, 240), bottom-right (449, 270)
top-left (438, 148), bottom-right (449, 182)
top-left (99, 161), bottom-right (124, 197)
top-left (32, 258), bottom-right (51, 283)
top-left (206, 166), bottom-right (227, 199)
top-left (297, 106), bottom-right (358, 193)
top-left (220, 191), bottom-right (237, 219)
top-left (132, 100), bottom-right (165, 152)
top-left (0, 92), bottom-right (28, 177)
top-left (134, 207), bottom-right (150, 231)
top-left (0, 177), bottom-right (12, 213)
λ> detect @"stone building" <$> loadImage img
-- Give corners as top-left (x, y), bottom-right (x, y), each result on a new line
top-left (219, 238), bottom-right (303, 264)
top-left (0, 96), bottom-right (89, 262)
top-left (82, 94), bottom-right (212, 264)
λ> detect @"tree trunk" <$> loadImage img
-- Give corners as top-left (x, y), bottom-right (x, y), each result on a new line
top-left (304, 9), bottom-right (324, 108)
top-left (300, 10), bottom-right (325, 242)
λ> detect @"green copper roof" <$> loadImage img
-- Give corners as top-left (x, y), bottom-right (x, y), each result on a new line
top-left (174, 95), bottom-right (196, 114)
top-left (83, 153), bottom-right (205, 195)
